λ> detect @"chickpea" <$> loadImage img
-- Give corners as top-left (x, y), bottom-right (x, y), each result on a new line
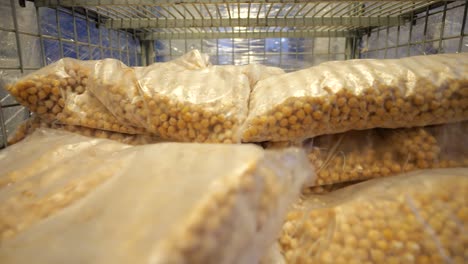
top-left (280, 171), bottom-right (467, 264)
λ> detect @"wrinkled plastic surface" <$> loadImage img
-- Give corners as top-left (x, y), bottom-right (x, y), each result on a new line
top-left (5, 58), bottom-right (144, 134)
top-left (279, 168), bottom-right (468, 264)
top-left (0, 128), bottom-right (312, 264)
top-left (243, 53), bottom-right (468, 142)
top-left (7, 116), bottom-right (159, 146)
top-left (214, 64), bottom-right (285, 89)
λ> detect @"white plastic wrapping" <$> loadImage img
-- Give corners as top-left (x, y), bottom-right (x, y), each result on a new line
top-left (215, 64), bottom-right (285, 89)
top-left (278, 168), bottom-right (468, 264)
top-left (243, 53), bottom-right (468, 142)
top-left (0, 128), bottom-right (312, 264)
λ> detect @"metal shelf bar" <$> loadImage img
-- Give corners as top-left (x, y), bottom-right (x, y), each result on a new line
top-left (139, 29), bottom-right (358, 40)
top-left (35, 0), bottom-right (436, 7)
top-left (106, 16), bottom-right (406, 29)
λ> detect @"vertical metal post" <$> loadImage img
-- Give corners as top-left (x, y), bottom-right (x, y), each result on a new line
top-left (98, 14), bottom-right (104, 58)
top-left (125, 34), bottom-right (130, 65)
top-left (459, 2), bottom-right (468, 52)
top-left (279, 37), bottom-right (283, 68)
top-left (55, 7), bottom-right (65, 58)
top-left (395, 25), bottom-right (401, 58)
top-left (72, 8), bottom-right (80, 58)
top-left (216, 38), bottom-right (219, 64)
top-left (231, 38), bottom-right (234, 64)
top-left (169, 39), bottom-right (173, 61)
top-left (36, 6), bottom-right (47, 66)
top-left (438, 2), bottom-right (448, 53)
top-left (118, 32), bottom-right (122, 60)
top-left (10, 0), bottom-right (25, 74)
top-left (86, 9), bottom-right (92, 59)
top-left (345, 36), bottom-right (354, 59)
top-left (141, 40), bottom-right (147, 66)
top-left (146, 40), bottom-right (155, 64)
top-left (133, 30), bottom-right (138, 65)
top-left (407, 11), bottom-right (414, 57)
top-left (247, 37), bottom-right (250, 64)
top-left (421, 6), bottom-right (430, 55)
top-left (384, 26), bottom-right (390, 58)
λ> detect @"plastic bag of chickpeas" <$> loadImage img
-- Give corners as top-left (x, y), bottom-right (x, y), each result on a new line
top-left (263, 122), bottom-right (468, 187)
top-left (276, 168), bottom-right (468, 264)
top-left (7, 115), bottom-right (159, 146)
top-left (0, 128), bottom-right (312, 264)
top-left (87, 50), bottom-right (211, 130)
top-left (87, 50), bottom-right (254, 143)
top-left (243, 53), bottom-right (468, 142)
top-left (5, 58), bottom-right (144, 134)
top-left (306, 122), bottom-right (468, 186)
top-left (135, 59), bottom-right (251, 143)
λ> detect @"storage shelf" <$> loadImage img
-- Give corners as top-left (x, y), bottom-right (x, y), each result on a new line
top-left (34, 0), bottom-right (443, 39)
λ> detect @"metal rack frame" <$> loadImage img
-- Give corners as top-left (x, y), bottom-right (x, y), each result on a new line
top-left (0, 0), bottom-right (466, 149)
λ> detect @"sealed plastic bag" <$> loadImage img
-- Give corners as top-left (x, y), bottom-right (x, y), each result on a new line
top-left (278, 168), bottom-right (468, 264)
top-left (87, 50), bottom-right (211, 130)
top-left (5, 58), bottom-right (144, 134)
top-left (88, 50), bottom-right (250, 143)
top-left (0, 128), bottom-right (312, 264)
top-left (135, 59), bottom-right (250, 143)
top-left (306, 122), bottom-right (468, 186)
top-left (7, 116), bottom-right (159, 146)
top-left (243, 53), bottom-right (468, 142)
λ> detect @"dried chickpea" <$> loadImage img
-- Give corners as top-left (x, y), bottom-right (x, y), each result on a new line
top-left (243, 54), bottom-right (468, 142)
top-left (6, 58), bottom-right (143, 135)
top-left (279, 169), bottom-right (468, 264)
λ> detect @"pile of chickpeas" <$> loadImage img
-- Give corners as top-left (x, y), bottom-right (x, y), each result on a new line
top-left (279, 171), bottom-right (468, 264)
top-left (243, 79), bottom-right (468, 143)
top-left (6, 59), bottom-right (144, 135)
top-left (307, 124), bottom-right (468, 186)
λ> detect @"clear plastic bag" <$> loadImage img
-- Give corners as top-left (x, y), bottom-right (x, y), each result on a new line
top-left (5, 58), bottom-right (144, 134)
top-left (243, 53), bottom-right (468, 142)
top-left (87, 50), bottom-right (211, 130)
top-left (306, 122), bottom-right (468, 186)
top-left (136, 57), bottom-right (251, 143)
top-left (278, 168), bottom-right (468, 264)
top-left (0, 128), bottom-right (312, 264)
top-left (7, 116), bottom-right (159, 146)
top-left (87, 50), bottom-right (250, 143)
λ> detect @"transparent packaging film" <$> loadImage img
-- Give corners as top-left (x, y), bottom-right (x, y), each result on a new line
top-left (0, 129), bottom-right (313, 263)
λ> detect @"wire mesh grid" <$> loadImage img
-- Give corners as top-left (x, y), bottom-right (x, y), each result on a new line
top-left (361, 1), bottom-right (468, 58)
top-left (37, 1), bottom-right (441, 37)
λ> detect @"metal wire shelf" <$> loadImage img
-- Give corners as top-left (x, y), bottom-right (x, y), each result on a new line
top-left (34, 1), bottom-right (444, 39)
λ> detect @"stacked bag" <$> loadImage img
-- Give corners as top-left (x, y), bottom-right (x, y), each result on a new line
top-left (1, 50), bottom-right (468, 263)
